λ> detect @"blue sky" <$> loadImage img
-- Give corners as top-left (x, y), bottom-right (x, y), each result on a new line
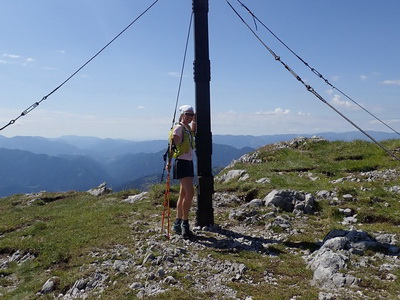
top-left (1, 0), bottom-right (399, 141)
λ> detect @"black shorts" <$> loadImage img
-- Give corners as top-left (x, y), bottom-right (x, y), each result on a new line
top-left (173, 159), bottom-right (194, 179)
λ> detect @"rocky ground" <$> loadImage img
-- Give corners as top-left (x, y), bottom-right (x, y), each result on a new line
top-left (2, 138), bottom-right (399, 299)
top-left (26, 183), bottom-right (398, 300)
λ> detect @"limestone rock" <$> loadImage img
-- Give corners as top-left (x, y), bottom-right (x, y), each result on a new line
top-left (87, 182), bottom-right (112, 197)
top-left (264, 190), bottom-right (316, 214)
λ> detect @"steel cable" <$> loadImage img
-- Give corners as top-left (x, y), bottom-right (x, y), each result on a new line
top-left (234, 0), bottom-right (400, 137)
top-left (1, 0), bottom-right (160, 132)
top-left (161, 11), bottom-right (193, 183)
top-left (171, 12), bottom-right (194, 128)
top-left (226, 0), bottom-right (400, 162)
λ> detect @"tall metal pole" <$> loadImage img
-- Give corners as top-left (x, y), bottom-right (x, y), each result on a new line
top-left (193, 0), bottom-right (214, 227)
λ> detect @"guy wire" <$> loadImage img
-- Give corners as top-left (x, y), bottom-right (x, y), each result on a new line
top-left (171, 12), bottom-right (194, 128)
top-left (226, 0), bottom-right (400, 162)
top-left (0, 0), bottom-right (160, 132)
top-left (235, 0), bottom-right (400, 137)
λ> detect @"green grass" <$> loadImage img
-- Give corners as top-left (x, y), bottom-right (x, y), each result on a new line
top-left (1, 139), bottom-right (399, 299)
top-left (0, 191), bottom-right (141, 299)
top-left (216, 139), bottom-right (400, 194)
top-left (213, 139), bottom-right (400, 298)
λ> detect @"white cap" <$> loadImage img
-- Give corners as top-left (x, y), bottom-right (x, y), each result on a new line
top-left (179, 105), bottom-right (194, 114)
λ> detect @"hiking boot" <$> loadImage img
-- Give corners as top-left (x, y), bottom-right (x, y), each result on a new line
top-left (181, 222), bottom-right (191, 239)
top-left (173, 221), bottom-right (182, 235)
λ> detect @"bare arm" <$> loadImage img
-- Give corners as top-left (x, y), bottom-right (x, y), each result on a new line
top-left (173, 134), bottom-right (181, 146)
top-left (191, 113), bottom-right (197, 133)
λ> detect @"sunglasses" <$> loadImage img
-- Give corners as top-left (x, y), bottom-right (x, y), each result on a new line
top-left (185, 113), bottom-right (194, 116)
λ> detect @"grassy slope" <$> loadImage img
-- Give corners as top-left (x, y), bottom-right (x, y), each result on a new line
top-left (0, 139), bottom-right (399, 299)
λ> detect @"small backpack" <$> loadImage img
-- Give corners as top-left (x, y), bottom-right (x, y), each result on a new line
top-left (168, 122), bottom-right (195, 159)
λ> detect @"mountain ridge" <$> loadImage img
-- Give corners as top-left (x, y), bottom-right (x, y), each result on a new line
top-left (1, 131), bottom-right (398, 197)
top-left (0, 143), bottom-right (252, 197)
top-left (1, 130), bottom-right (398, 157)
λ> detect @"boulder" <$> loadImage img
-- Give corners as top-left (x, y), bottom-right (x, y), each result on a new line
top-left (307, 229), bottom-right (400, 290)
top-left (123, 192), bottom-right (148, 203)
top-left (264, 190), bottom-right (316, 214)
top-left (308, 246), bottom-right (357, 289)
top-left (87, 182), bottom-right (112, 197)
top-left (40, 276), bottom-right (60, 294)
top-left (217, 170), bottom-right (248, 183)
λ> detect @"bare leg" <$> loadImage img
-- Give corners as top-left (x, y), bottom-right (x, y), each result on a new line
top-left (176, 185), bottom-right (186, 219)
top-left (178, 176), bottom-right (194, 220)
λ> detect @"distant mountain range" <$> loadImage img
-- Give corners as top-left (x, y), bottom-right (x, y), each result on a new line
top-left (0, 135), bottom-right (167, 159)
top-left (1, 131), bottom-right (398, 156)
top-left (0, 148), bottom-right (111, 196)
top-left (0, 131), bottom-right (398, 197)
top-left (212, 131), bottom-right (399, 149)
top-left (0, 135), bottom-right (253, 197)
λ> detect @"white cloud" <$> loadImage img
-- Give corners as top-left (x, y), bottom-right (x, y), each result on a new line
top-left (331, 75), bottom-right (340, 82)
top-left (275, 108), bottom-right (290, 115)
top-left (3, 53), bottom-right (21, 59)
top-left (361, 72), bottom-right (381, 81)
top-left (22, 58), bottom-right (35, 67)
top-left (326, 89), bottom-right (334, 96)
top-left (255, 108), bottom-right (290, 115)
top-left (381, 79), bottom-right (400, 85)
top-left (168, 72), bottom-right (181, 78)
top-left (1, 53), bottom-right (35, 66)
top-left (137, 106), bottom-right (146, 110)
top-left (330, 94), bottom-right (358, 110)
top-left (0, 109), bottom-right (173, 140)
top-left (1, 105), bottom-right (387, 140)
top-left (211, 108), bottom-right (357, 136)
top-left (224, 109), bottom-right (237, 115)
top-left (370, 118), bottom-right (400, 125)
top-left (43, 66), bottom-right (57, 70)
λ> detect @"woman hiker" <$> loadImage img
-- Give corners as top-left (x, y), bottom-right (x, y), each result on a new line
top-left (168, 105), bottom-right (196, 239)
